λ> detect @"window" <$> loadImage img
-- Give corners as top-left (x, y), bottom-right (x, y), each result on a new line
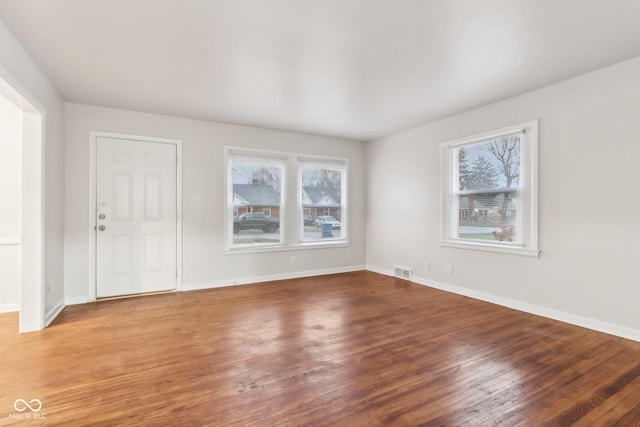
top-left (441, 120), bottom-right (539, 256)
top-left (226, 148), bottom-right (349, 252)
top-left (227, 151), bottom-right (284, 248)
top-left (300, 158), bottom-right (348, 241)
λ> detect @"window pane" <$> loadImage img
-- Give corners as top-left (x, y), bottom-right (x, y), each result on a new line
top-left (456, 134), bottom-right (521, 243)
top-left (441, 120), bottom-right (538, 255)
top-left (302, 163), bottom-right (345, 240)
top-left (458, 192), bottom-right (518, 242)
top-left (231, 158), bottom-right (282, 246)
top-left (458, 135), bottom-right (521, 192)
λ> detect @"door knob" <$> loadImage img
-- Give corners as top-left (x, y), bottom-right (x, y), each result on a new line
top-left (98, 225), bottom-right (106, 231)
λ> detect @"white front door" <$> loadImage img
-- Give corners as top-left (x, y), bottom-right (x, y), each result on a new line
top-left (96, 136), bottom-right (177, 298)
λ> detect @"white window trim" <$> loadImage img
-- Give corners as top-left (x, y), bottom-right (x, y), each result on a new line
top-left (298, 155), bottom-right (349, 244)
top-left (224, 147), bottom-right (349, 254)
top-left (225, 148), bottom-right (287, 250)
top-left (440, 120), bottom-right (539, 257)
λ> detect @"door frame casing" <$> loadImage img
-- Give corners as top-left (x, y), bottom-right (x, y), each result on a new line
top-left (89, 132), bottom-right (183, 301)
top-left (0, 65), bottom-right (46, 332)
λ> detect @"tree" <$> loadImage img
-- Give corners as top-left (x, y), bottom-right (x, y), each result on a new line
top-left (458, 147), bottom-right (472, 190)
top-left (488, 136), bottom-right (520, 189)
top-left (303, 168), bottom-right (341, 190)
top-left (488, 135), bottom-right (521, 224)
top-left (469, 155), bottom-right (498, 189)
top-left (251, 166), bottom-right (281, 192)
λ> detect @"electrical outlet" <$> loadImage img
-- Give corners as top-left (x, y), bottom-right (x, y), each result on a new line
top-left (424, 261), bottom-right (430, 271)
top-left (443, 264), bottom-right (453, 276)
top-left (290, 256), bottom-right (297, 264)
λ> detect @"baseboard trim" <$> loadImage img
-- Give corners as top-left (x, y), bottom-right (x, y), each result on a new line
top-left (365, 265), bottom-right (394, 277)
top-left (366, 265), bottom-right (640, 343)
top-left (65, 296), bottom-right (90, 306)
top-left (183, 265), bottom-right (367, 292)
top-left (45, 300), bottom-right (66, 327)
top-left (0, 303), bottom-right (19, 313)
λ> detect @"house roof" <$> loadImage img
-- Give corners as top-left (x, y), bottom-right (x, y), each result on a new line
top-left (233, 184), bottom-right (280, 205)
top-left (302, 186), bottom-right (341, 206)
top-left (233, 184), bottom-right (342, 206)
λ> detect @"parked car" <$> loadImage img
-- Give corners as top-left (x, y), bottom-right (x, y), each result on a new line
top-left (304, 215), bottom-right (314, 226)
top-left (313, 215), bottom-right (341, 229)
top-left (233, 212), bottom-right (279, 233)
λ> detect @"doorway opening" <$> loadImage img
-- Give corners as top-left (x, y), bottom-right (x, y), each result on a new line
top-left (0, 72), bottom-right (45, 332)
top-left (0, 93), bottom-right (20, 314)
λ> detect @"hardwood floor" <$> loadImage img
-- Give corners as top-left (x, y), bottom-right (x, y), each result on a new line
top-left (1, 271), bottom-right (639, 426)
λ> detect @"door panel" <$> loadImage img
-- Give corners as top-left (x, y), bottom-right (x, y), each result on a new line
top-left (144, 175), bottom-right (162, 220)
top-left (144, 233), bottom-right (162, 272)
top-left (112, 234), bottom-right (133, 275)
top-left (96, 137), bottom-right (177, 298)
top-left (114, 173), bottom-right (132, 220)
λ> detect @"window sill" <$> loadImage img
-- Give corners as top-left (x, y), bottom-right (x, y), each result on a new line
top-left (440, 240), bottom-right (540, 257)
top-left (224, 240), bottom-right (350, 255)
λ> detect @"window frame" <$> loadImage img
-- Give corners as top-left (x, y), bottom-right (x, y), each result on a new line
top-left (440, 120), bottom-right (539, 257)
top-left (298, 156), bottom-right (349, 244)
top-left (224, 147), bottom-right (350, 254)
top-left (226, 148), bottom-right (286, 250)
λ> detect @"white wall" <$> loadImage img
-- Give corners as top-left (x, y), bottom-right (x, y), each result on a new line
top-left (0, 94), bottom-right (20, 240)
top-left (64, 103), bottom-right (366, 302)
top-left (0, 94), bottom-right (20, 310)
top-left (0, 18), bottom-right (66, 326)
top-left (367, 56), bottom-right (640, 338)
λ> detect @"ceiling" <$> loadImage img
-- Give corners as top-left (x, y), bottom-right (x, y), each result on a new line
top-left (1, 0), bottom-right (640, 141)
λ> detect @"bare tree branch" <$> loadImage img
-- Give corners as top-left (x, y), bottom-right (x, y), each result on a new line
top-left (488, 136), bottom-right (520, 189)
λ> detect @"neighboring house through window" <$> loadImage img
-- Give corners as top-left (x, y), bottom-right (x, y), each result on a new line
top-left (226, 148), bottom-right (349, 251)
top-left (441, 120), bottom-right (539, 256)
top-left (301, 158), bottom-right (348, 241)
top-left (228, 150), bottom-right (284, 248)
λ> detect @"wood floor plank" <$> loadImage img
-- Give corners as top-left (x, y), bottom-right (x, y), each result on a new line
top-left (576, 372), bottom-right (640, 427)
top-left (1, 271), bottom-right (639, 426)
